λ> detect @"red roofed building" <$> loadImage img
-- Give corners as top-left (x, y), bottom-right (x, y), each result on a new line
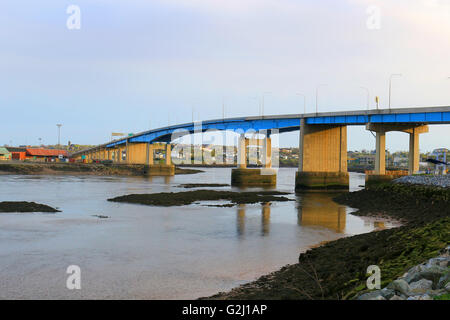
top-left (25, 149), bottom-right (69, 162)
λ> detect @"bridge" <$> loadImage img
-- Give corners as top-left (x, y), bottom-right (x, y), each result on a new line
top-left (72, 106), bottom-right (450, 190)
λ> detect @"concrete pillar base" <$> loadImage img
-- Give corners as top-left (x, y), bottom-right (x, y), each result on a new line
top-left (295, 171), bottom-right (349, 192)
top-left (143, 164), bottom-right (175, 176)
top-left (231, 168), bottom-right (277, 187)
top-left (365, 172), bottom-right (407, 189)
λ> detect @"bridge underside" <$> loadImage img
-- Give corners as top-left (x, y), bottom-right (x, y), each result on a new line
top-left (72, 107), bottom-right (449, 186)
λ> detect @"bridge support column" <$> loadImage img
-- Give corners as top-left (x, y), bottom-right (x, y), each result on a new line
top-left (262, 137), bottom-right (272, 168)
top-left (125, 139), bottom-right (129, 164)
top-left (231, 134), bottom-right (276, 187)
top-left (237, 134), bottom-right (246, 169)
top-left (165, 144), bottom-right (172, 165)
top-left (409, 128), bottom-right (420, 175)
top-left (365, 124), bottom-right (428, 188)
top-left (143, 143), bottom-right (175, 176)
top-left (375, 132), bottom-right (386, 175)
top-left (295, 120), bottom-right (349, 191)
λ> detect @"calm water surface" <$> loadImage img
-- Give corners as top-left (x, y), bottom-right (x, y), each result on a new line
top-left (0, 168), bottom-right (393, 299)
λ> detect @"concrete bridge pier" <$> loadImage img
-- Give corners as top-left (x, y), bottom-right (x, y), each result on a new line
top-left (231, 133), bottom-right (277, 186)
top-left (365, 123), bottom-right (429, 187)
top-left (91, 142), bottom-right (175, 176)
top-left (295, 119), bottom-right (349, 191)
top-left (143, 142), bottom-right (175, 176)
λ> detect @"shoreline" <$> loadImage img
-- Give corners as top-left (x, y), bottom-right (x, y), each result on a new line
top-left (0, 162), bottom-right (202, 176)
top-left (204, 183), bottom-right (449, 300)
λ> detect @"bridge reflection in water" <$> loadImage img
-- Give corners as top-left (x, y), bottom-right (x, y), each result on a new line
top-left (236, 203), bottom-right (272, 237)
top-left (235, 192), bottom-right (388, 237)
top-left (297, 193), bottom-right (347, 233)
top-left (297, 193), bottom-right (387, 232)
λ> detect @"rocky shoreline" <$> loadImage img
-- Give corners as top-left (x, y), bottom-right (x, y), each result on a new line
top-left (205, 183), bottom-right (449, 300)
top-left (394, 175), bottom-right (450, 188)
top-left (357, 246), bottom-right (450, 300)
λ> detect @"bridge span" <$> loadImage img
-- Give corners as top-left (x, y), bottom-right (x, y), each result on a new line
top-left (72, 106), bottom-right (450, 190)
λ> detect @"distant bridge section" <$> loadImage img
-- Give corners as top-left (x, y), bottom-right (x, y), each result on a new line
top-left (72, 106), bottom-right (450, 190)
top-left (98, 106), bottom-right (450, 148)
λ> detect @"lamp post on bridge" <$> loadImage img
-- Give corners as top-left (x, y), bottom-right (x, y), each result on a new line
top-left (261, 92), bottom-right (271, 116)
top-left (296, 93), bottom-right (306, 114)
top-left (315, 84), bottom-right (327, 114)
top-left (360, 86), bottom-right (370, 110)
top-left (222, 96), bottom-right (225, 120)
top-left (388, 74), bottom-right (402, 110)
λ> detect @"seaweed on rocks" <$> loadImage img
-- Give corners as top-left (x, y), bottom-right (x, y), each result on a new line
top-left (108, 190), bottom-right (292, 207)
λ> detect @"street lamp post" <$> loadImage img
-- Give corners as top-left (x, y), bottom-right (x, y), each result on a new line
top-left (296, 93), bottom-right (306, 114)
top-left (389, 74), bottom-right (402, 110)
top-left (316, 84), bottom-right (327, 114)
top-left (56, 124), bottom-right (62, 146)
top-left (261, 92), bottom-right (271, 116)
top-left (222, 97), bottom-right (225, 120)
top-left (360, 86), bottom-right (370, 110)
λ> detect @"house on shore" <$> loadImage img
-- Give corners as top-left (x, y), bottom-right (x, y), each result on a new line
top-left (0, 147), bottom-right (11, 161)
top-left (5, 147), bottom-right (69, 162)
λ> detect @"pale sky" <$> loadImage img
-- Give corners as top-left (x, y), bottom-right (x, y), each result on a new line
top-left (1, 0), bottom-right (449, 152)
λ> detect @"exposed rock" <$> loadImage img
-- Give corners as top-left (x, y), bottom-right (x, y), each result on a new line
top-left (387, 279), bottom-right (411, 296)
top-left (394, 175), bottom-right (450, 188)
top-left (356, 249), bottom-right (450, 301)
top-left (437, 273), bottom-right (450, 288)
top-left (371, 295), bottom-right (386, 300)
top-left (441, 246), bottom-right (450, 257)
top-left (357, 290), bottom-right (383, 300)
top-left (409, 279), bottom-right (433, 294)
top-left (425, 257), bottom-right (448, 268)
top-left (406, 294), bottom-right (432, 300)
top-left (380, 288), bottom-right (395, 299)
top-left (406, 265), bottom-right (447, 286)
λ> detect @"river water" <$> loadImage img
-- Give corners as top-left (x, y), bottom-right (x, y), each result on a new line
top-left (0, 168), bottom-right (394, 299)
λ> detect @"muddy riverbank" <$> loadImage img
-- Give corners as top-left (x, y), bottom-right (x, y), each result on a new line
top-left (206, 183), bottom-right (449, 300)
top-left (108, 190), bottom-right (293, 207)
top-left (0, 162), bottom-right (202, 176)
top-left (0, 201), bottom-right (60, 213)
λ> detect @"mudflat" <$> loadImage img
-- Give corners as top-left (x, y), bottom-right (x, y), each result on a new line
top-left (108, 190), bottom-right (293, 207)
top-left (0, 201), bottom-right (60, 213)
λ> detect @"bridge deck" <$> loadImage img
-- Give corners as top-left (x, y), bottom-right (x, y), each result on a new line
top-left (72, 106), bottom-right (450, 155)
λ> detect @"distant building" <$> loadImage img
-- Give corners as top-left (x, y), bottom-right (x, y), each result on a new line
top-left (26, 148), bottom-right (69, 161)
top-left (6, 147), bottom-right (27, 160)
top-left (0, 147), bottom-right (11, 161)
top-left (358, 155), bottom-right (375, 165)
top-left (5, 147), bottom-right (69, 162)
